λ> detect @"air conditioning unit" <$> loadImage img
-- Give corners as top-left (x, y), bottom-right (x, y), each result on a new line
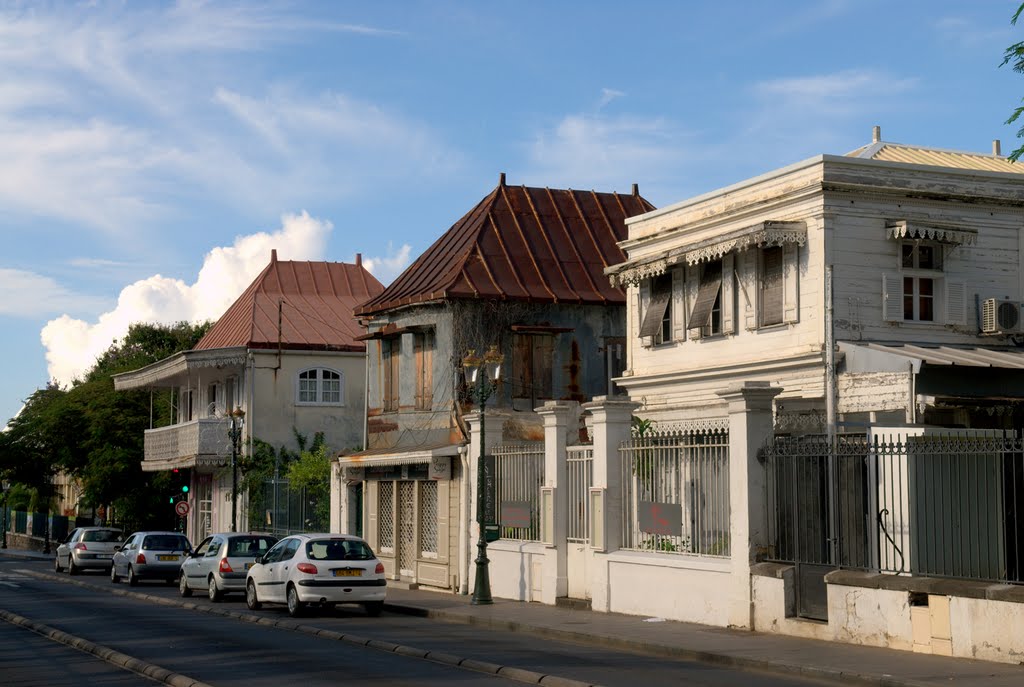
top-left (981, 298), bottom-right (1023, 334)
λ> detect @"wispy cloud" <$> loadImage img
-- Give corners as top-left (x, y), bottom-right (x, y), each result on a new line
top-left (0, 269), bottom-right (108, 317)
top-left (598, 88), bottom-right (625, 109)
top-left (361, 243), bottom-right (413, 285)
top-left (755, 69), bottom-right (917, 105)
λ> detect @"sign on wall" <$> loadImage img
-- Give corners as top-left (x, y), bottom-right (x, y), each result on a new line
top-left (500, 501), bottom-right (532, 528)
top-left (638, 501), bottom-right (682, 536)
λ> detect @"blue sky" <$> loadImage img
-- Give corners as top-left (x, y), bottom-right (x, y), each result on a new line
top-left (1, 0), bottom-right (1022, 424)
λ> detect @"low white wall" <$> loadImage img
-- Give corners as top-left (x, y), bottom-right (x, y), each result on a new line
top-left (828, 584), bottom-right (914, 651)
top-left (950, 595), bottom-right (1024, 663)
top-left (751, 574), bottom-right (830, 641)
top-left (599, 551), bottom-right (733, 626)
top-left (488, 540), bottom-right (548, 602)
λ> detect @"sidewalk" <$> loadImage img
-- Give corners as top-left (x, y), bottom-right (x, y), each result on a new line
top-left (3, 547), bottom-right (1022, 686)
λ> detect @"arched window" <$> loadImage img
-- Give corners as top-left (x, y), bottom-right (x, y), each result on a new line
top-left (297, 367), bottom-right (343, 405)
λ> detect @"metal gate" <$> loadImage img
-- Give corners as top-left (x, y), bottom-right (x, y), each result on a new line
top-left (397, 481), bottom-right (416, 577)
top-left (196, 475), bottom-right (212, 541)
top-left (566, 446), bottom-right (593, 599)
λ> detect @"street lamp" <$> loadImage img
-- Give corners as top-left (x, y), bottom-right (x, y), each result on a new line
top-left (462, 345), bottom-right (504, 606)
top-left (228, 408), bottom-right (246, 533)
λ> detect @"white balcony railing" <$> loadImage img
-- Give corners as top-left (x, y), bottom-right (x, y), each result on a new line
top-left (143, 418), bottom-right (232, 471)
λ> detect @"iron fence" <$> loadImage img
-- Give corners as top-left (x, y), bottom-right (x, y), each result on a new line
top-left (492, 443), bottom-right (545, 541)
top-left (619, 428), bottom-right (731, 556)
top-left (247, 478), bottom-right (328, 537)
top-left (764, 431), bottom-right (1024, 584)
top-left (566, 446), bottom-right (593, 544)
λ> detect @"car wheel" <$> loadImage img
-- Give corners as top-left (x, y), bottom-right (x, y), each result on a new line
top-left (110, 564), bottom-right (120, 584)
top-left (245, 580), bottom-right (261, 611)
top-left (68, 559), bottom-right (79, 576)
top-left (179, 574), bottom-right (192, 597)
top-left (208, 576), bottom-right (223, 602)
top-left (54, 556), bottom-right (62, 573)
top-left (364, 601), bottom-right (384, 617)
top-left (127, 566), bottom-right (138, 587)
top-left (286, 585), bottom-right (305, 618)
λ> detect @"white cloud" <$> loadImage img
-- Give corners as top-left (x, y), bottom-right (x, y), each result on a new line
top-left (755, 69), bottom-right (916, 103)
top-left (0, 269), bottom-right (107, 317)
top-left (361, 243), bottom-right (413, 285)
top-left (40, 212), bottom-right (331, 385)
top-left (598, 88), bottom-right (625, 109)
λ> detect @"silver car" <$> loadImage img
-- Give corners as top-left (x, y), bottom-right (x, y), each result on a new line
top-left (54, 527), bottom-right (123, 575)
top-left (110, 531), bottom-right (192, 586)
top-left (179, 533), bottom-right (278, 601)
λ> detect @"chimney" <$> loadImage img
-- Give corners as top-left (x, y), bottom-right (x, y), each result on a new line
top-left (631, 183), bottom-right (639, 197)
top-left (355, 252), bottom-right (362, 268)
top-left (499, 172), bottom-right (506, 187)
top-left (994, 139), bottom-right (1002, 156)
top-left (872, 126), bottom-right (881, 144)
top-left (271, 249), bottom-right (277, 263)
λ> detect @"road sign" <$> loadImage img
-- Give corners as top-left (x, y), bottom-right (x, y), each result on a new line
top-left (175, 500), bottom-right (190, 517)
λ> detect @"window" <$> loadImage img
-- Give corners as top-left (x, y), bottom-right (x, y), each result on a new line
top-left (513, 333), bottom-right (554, 402)
top-left (297, 368), bottom-right (343, 405)
top-left (883, 240), bottom-right (957, 324)
top-left (604, 337), bottom-right (626, 396)
top-left (688, 260), bottom-right (723, 336)
top-left (639, 272), bottom-right (672, 344)
top-left (206, 383), bottom-right (222, 416)
top-left (901, 242), bottom-right (939, 322)
top-left (382, 338), bottom-right (400, 412)
top-left (225, 376), bottom-right (237, 413)
top-left (414, 330), bottom-right (434, 410)
top-left (759, 246), bottom-right (784, 326)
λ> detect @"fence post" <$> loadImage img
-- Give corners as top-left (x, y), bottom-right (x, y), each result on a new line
top-left (583, 395), bottom-right (639, 612)
top-left (717, 381), bottom-right (782, 630)
top-left (464, 410), bottom-right (507, 597)
top-left (536, 401), bottom-right (577, 604)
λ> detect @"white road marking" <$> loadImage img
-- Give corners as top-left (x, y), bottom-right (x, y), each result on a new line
top-left (0, 581), bottom-right (19, 588)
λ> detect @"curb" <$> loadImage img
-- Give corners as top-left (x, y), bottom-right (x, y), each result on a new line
top-left (0, 608), bottom-right (213, 687)
top-left (13, 569), bottom-right (598, 687)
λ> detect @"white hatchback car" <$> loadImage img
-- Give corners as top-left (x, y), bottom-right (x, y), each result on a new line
top-left (245, 533), bottom-right (386, 618)
top-left (179, 532), bottom-right (278, 601)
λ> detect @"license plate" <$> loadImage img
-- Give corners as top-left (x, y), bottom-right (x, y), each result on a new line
top-left (333, 569), bottom-right (362, 577)
top-left (245, 562), bottom-right (254, 570)
top-left (158, 555), bottom-right (178, 561)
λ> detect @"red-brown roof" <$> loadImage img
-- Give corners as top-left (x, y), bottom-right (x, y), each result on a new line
top-left (195, 252), bottom-right (385, 352)
top-left (355, 179), bottom-right (655, 316)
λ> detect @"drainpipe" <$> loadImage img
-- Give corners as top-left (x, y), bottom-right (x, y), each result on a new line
top-left (458, 443), bottom-right (470, 595)
top-left (825, 265), bottom-right (836, 438)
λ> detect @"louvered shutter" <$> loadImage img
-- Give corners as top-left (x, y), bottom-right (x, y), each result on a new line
top-left (721, 254), bottom-right (735, 334)
top-left (688, 262), bottom-right (723, 333)
top-left (882, 274), bottom-right (903, 322)
top-left (782, 242), bottom-right (799, 323)
top-left (740, 249), bottom-right (758, 330)
top-left (945, 280), bottom-right (967, 326)
top-left (760, 246), bottom-right (784, 326)
top-left (639, 285), bottom-right (671, 338)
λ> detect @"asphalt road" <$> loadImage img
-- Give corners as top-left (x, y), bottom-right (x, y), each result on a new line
top-left (0, 558), bottom-right (842, 687)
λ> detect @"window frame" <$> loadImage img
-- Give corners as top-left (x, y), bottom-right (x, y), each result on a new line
top-left (758, 245), bottom-right (785, 327)
top-left (512, 333), bottom-right (555, 403)
top-left (886, 240), bottom-right (945, 324)
top-left (639, 272), bottom-right (673, 344)
top-left (295, 367), bottom-right (345, 406)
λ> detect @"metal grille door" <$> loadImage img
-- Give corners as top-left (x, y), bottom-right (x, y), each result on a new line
top-left (379, 481), bottom-right (394, 553)
top-left (419, 481), bottom-right (438, 557)
top-left (398, 481), bottom-right (415, 575)
top-left (567, 447), bottom-right (593, 543)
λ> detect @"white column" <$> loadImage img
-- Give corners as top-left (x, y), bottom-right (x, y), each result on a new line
top-left (463, 410), bottom-right (506, 596)
top-left (330, 459), bottom-right (344, 533)
top-left (718, 381), bottom-right (782, 630)
top-left (536, 401), bottom-right (576, 603)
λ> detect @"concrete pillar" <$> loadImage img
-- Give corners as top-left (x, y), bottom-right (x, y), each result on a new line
top-left (330, 459), bottom-right (343, 533)
top-left (536, 401), bottom-right (577, 603)
top-left (717, 381), bottom-right (782, 629)
top-left (464, 410), bottom-right (506, 596)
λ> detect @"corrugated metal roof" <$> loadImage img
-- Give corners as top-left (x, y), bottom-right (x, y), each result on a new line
top-left (195, 252), bottom-right (385, 351)
top-left (840, 341), bottom-right (1024, 371)
top-left (846, 141), bottom-right (1024, 174)
top-left (355, 179), bottom-right (655, 316)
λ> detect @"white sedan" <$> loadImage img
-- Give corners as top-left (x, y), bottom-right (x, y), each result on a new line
top-left (245, 533), bottom-right (386, 618)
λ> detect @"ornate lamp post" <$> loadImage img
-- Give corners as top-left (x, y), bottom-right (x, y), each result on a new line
top-left (228, 408), bottom-right (246, 533)
top-left (462, 345), bottom-right (504, 606)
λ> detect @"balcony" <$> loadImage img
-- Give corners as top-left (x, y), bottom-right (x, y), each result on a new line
top-left (142, 418), bottom-right (232, 472)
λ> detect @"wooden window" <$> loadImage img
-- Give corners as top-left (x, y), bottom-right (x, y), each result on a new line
top-left (513, 334), bottom-right (553, 403)
top-left (688, 260), bottom-right (723, 336)
top-left (886, 241), bottom-right (942, 323)
top-left (759, 246), bottom-right (784, 326)
top-left (414, 330), bottom-right (434, 410)
top-left (383, 339), bottom-right (400, 412)
top-left (639, 273), bottom-right (672, 343)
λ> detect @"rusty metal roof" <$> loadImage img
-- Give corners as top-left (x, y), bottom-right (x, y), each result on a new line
top-left (355, 178), bottom-right (655, 316)
top-left (195, 251), bottom-right (384, 352)
top-left (846, 140), bottom-right (1024, 174)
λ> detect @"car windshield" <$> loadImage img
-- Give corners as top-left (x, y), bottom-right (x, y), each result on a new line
top-left (227, 536), bottom-right (277, 557)
top-left (306, 539), bottom-right (374, 561)
top-left (83, 530), bottom-right (122, 543)
top-left (142, 535), bottom-right (189, 551)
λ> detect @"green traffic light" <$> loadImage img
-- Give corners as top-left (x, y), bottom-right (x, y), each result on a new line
top-left (181, 485), bottom-right (189, 493)
top-left (168, 497), bottom-right (174, 504)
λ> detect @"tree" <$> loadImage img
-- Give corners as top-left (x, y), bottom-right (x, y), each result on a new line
top-left (1002, 3), bottom-right (1024, 160)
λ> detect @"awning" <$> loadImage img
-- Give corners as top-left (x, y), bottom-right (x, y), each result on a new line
top-left (886, 220), bottom-right (978, 246)
top-left (337, 441), bottom-right (462, 467)
top-left (607, 220), bottom-right (805, 287)
top-left (839, 341), bottom-right (1024, 374)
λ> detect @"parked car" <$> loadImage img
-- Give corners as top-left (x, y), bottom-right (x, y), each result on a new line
top-left (245, 533), bottom-right (386, 618)
top-left (54, 527), bottom-right (123, 575)
top-left (179, 532), bottom-right (278, 601)
top-left (110, 531), bottom-right (192, 586)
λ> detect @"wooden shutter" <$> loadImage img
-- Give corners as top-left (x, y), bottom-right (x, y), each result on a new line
top-left (672, 268), bottom-right (687, 340)
top-left (945, 280), bottom-right (967, 326)
top-left (688, 261), bottom-right (722, 332)
top-left (760, 246), bottom-right (784, 326)
top-left (721, 254), bottom-right (735, 334)
top-left (414, 332), bottom-right (434, 410)
top-left (882, 274), bottom-right (903, 322)
top-left (782, 242), bottom-right (799, 323)
top-left (740, 249), bottom-right (758, 330)
top-left (639, 283), bottom-right (671, 338)
top-left (534, 335), bottom-right (554, 398)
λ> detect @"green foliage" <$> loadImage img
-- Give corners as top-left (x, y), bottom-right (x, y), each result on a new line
top-left (285, 436), bottom-right (330, 529)
top-left (1002, 4), bottom-right (1024, 161)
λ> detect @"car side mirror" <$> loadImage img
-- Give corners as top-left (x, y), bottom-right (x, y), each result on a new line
top-left (113, 545), bottom-right (121, 551)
